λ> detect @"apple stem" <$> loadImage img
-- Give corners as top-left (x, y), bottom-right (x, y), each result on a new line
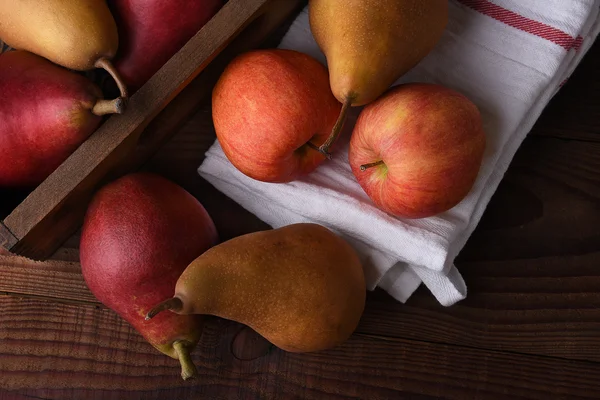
top-left (92, 98), bottom-right (126, 116)
top-left (317, 97), bottom-right (353, 159)
top-left (173, 340), bottom-right (198, 381)
top-left (95, 57), bottom-right (129, 101)
top-left (145, 297), bottom-right (183, 320)
top-left (305, 141), bottom-right (320, 152)
top-left (360, 160), bottom-right (385, 171)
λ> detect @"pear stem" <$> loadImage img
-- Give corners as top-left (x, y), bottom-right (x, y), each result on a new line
top-left (95, 57), bottom-right (129, 100)
top-left (145, 297), bottom-right (183, 320)
top-left (91, 98), bottom-right (126, 116)
top-left (317, 97), bottom-right (353, 159)
top-left (173, 340), bottom-right (198, 381)
top-left (360, 160), bottom-right (385, 171)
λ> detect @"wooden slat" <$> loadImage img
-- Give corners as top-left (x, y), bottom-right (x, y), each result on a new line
top-left (1, 0), bottom-right (274, 261)
top-left (5, 250), bottom-right (598, 363)
top-left (1, 296), bottom-right (600, 399)
top-left (0, 391), bottom-right (31, 400)
top-left (0, 222), bottom-right (17, 250)
top-left (0, 254), bottom-right (95, 304)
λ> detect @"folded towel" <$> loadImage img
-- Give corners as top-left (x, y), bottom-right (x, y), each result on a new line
top-left (199, 0), bottom-right (600, 306)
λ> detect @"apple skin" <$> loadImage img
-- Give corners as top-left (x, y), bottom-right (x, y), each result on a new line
top-left (349, 83), bottom-right (486, 219)
top-left (212, 49), bottom-right (342, 183)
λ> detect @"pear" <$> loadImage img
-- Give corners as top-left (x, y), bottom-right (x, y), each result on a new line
top-left (308, 0), bottom-right (448, 156)
top-left (80, 172), bottom-right (219, 380)
top-left (0, 50), bottom-right (124, 188)
top-left (108, 0), bottom-right (224, 94)
top-left (0, 0), bottom-right (128, 100)
top-left (147, 223), bottom-right (366, 353)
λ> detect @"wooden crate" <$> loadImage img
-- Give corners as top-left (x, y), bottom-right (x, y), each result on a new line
top-left (0, 0), bottom-right (304, 261)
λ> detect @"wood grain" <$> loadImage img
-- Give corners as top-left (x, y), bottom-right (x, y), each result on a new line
top-left (1, 296), bottom-right (600, 400)
top-left (0, 254), bottom-right (94, 304)
top-left (461, 138), bottom-right (600, 263)
top-left (0, 0), bottom-right (280, 261)
top-left (0, 222), bottom-right (17, 250)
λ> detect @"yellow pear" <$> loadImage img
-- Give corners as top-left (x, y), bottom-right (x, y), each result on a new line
top-left (146, 223), bottom-right (366, 353)
top-left (0, 0), bottom-right (128, 99)
top-left (309, 0), bottom-right (448, 156)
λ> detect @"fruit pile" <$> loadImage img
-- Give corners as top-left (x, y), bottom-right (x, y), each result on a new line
top-left (214, 0), bottom-right (486, 219)
top-left (0, 0), bottom-right (223, 188)
top-left (79, 173), bottom-right (366, 380)
top-left (0, 0), bottom-right (488, 382)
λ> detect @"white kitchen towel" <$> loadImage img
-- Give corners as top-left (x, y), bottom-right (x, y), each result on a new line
top-left (199, 0), bottom-right (600, 306)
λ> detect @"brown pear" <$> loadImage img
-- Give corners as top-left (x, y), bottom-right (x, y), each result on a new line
top-left (147, 223), bottom-right (366, 353)
top-left (0, 0), bottom-right (128, 100)
top-left (309, 0), bottom-right (448, 156)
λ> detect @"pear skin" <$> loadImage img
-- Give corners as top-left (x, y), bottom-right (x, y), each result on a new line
top-left (0, 50), bottom-right (124, 188)
top-left (80, 173), bottom-right (219, 380)
top-left (0, 0), bottom-right (128, 99)
top-left (309, 0), bottom-right (448, 156)
top-left (147, 223), bottom-right (366, 353)
top-left (107, 0), bottom-right (224, 94)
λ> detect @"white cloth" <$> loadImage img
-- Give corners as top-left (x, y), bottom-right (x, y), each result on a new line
top-left (199, 0), bottom-right (600, 306)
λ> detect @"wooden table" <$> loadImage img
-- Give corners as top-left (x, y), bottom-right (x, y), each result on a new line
top-left (1, 37), bottom-right (599, 400)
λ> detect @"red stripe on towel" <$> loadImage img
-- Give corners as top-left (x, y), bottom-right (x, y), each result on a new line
top-left (457, 0), bottom-right (583, 51)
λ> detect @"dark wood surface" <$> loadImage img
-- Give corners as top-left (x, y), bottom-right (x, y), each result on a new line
top-left (0, 23), bottom-right (599, 400)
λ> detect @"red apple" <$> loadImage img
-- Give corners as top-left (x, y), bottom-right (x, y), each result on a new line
top-left (349, 83), bottom-right (486, 219)
top-left (212, 49), bottom-right (342, 183)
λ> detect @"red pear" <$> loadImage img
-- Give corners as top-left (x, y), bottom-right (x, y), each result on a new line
top-left (0, 50), bottom-right (124, 188)
top-left (349, 83), bottom-right (486, 219)
top-left (212, 49), bottom-right (341, 183)
top-left (108, 0), bottom-right (224, 93)
top-left (80, 172), bottom-right (219, 380)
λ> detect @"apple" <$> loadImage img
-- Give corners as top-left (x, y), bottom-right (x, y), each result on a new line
top-left (348, 83), bottom-right (486, 219)
top-left (212, 49), bottom-right (342, 183)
